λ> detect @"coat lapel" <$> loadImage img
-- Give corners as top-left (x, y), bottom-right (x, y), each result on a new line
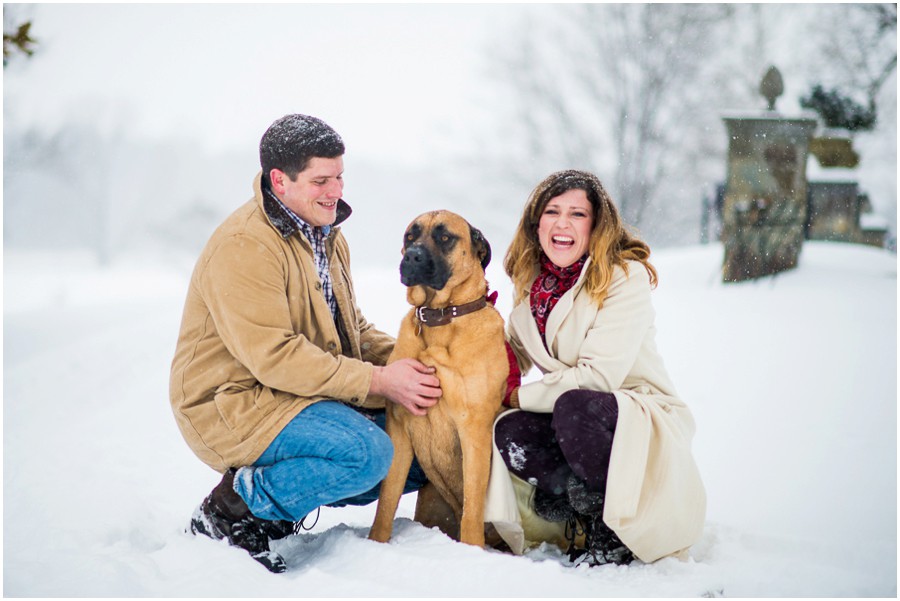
top-left (511, 302), bottom-right (549, 364)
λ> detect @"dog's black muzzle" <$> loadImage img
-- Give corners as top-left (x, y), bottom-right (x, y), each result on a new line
top-left (400, 244), bottom-right (451, 290)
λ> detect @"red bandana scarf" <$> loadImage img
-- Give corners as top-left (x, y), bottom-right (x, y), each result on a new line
top-left (530, 253), bottom-right (587, 347)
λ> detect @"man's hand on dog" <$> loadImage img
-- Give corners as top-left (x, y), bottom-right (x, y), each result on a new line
top-left (371, 359), bottom-right (442, 416)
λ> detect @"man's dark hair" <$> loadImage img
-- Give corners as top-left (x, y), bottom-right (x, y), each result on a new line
top-left (259, 114), bottom-right (345, 186)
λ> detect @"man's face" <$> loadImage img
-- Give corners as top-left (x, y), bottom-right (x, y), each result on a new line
top-left (270, 156), bottom-right (344, 227)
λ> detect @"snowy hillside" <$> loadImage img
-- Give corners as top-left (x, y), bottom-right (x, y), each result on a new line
top-left (3, 241), bottom-right (896, 597)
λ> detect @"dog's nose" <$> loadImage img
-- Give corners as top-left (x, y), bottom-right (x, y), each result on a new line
top-left (400, 244), bottom-right (450, 290)
top-left (400, 245), bottom-right (433, 286)
top-left (403, 245), bottom-right (428, 265)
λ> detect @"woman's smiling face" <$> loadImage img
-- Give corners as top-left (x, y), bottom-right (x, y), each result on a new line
top-left (537, 188), bottom-right (595, 268)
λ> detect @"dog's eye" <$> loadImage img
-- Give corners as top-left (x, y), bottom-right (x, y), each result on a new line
top-left (441, 235), bottom-right (449, 242)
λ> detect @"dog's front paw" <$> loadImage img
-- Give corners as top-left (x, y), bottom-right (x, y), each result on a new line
top-left (368, 524), bottom-right (392, 544)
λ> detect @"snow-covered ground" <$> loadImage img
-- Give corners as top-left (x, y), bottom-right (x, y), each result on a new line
top-left (3, 241), bottom-right (896, 597)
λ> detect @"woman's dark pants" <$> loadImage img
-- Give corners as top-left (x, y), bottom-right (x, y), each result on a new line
top-left (494, 389), bottom-right (618, 496)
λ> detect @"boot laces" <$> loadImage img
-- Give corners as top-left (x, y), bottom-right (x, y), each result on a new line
top-left (293, 507), bottom-right (321, 534)
top-left (578, 513), bottom-right (635, 566)
top-left (564, 514), bottom-right (588, 562)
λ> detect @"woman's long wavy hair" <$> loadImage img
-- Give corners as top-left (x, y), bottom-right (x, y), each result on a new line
top-left (503, 169), bottom-right (658, 308)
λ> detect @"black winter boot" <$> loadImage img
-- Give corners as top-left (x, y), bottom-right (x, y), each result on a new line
top-left (530, 484), bottom-right (587, 562)
top-left (565, 475), bottom-right (633, 566)
top-left (189, 469), bottom-right (288, 573)
top-left (578, 512), bottom-right (634, 566)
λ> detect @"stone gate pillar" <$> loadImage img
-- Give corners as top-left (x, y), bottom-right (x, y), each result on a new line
top-left (720, 67), bottom-right (817, 282)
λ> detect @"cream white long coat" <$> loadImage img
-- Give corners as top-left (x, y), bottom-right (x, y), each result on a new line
top-left (484, 259), bottom-right (706, 563)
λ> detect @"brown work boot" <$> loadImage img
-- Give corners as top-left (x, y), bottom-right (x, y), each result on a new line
top-left (189, 468), bottom-right (288, 573)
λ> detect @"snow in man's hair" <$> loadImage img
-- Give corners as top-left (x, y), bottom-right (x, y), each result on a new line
top-left (259, 114), bottom-right (345, 184)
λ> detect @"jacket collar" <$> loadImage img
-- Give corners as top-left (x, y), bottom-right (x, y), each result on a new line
top-left (254, 171), bottom-right (352, 239)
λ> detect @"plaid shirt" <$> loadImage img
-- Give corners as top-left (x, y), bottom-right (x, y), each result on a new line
top-left (267, 190), bottom-right (337, 318)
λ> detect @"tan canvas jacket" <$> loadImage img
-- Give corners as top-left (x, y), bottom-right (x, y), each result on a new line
top-left (170, 173), bottom-right (394, 472)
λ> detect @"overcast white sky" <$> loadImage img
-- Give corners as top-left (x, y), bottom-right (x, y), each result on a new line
top-left (3, 3), bottom-right (514, 166)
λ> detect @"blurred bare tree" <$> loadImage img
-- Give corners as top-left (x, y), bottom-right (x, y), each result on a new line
top-left (484, 4), bottom-right (740, 242)
top-left (477, 4), bottom-right (896, 247)
top-left (817, 4), bottom-right (896, 110)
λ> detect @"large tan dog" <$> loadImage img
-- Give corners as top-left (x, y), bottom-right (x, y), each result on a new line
top-left (368, 211), bottom-right (508, 547)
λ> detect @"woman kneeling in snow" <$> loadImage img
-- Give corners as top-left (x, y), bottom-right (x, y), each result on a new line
top-left (485, 169), bottom-right (706, 566)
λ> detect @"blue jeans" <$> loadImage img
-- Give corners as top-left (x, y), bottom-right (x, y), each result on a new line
top-left (233, 401), bottom-right (427, 522)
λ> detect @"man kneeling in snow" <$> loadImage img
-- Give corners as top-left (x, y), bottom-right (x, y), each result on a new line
top-left (169, 114), bottom-right (441, 572)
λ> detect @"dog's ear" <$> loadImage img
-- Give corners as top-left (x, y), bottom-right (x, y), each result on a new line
top-left (469, 225), bottom-right (492, 270)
